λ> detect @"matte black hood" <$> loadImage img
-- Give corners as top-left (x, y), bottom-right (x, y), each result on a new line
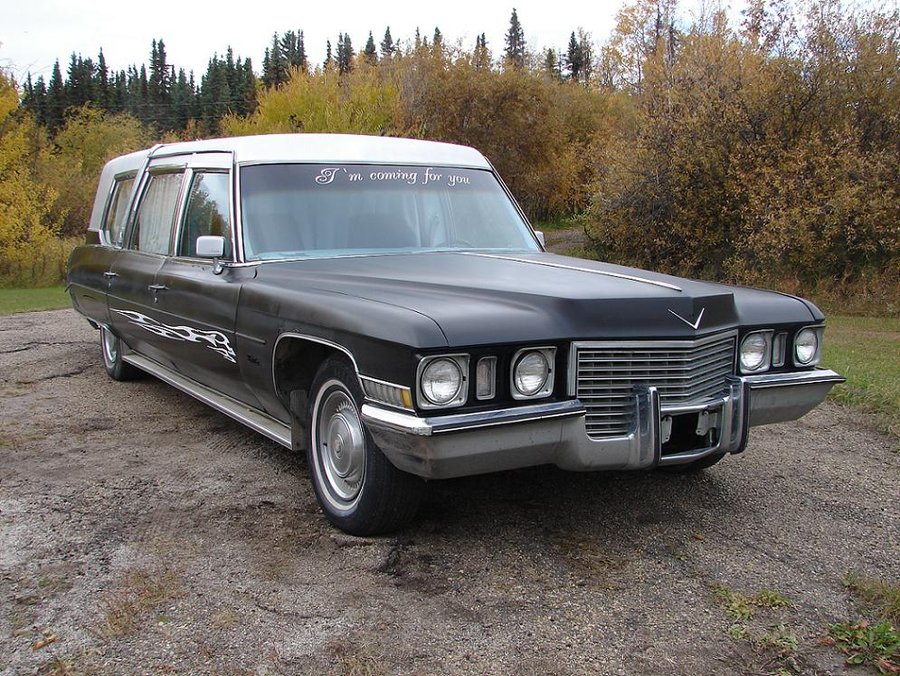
top-left (256, 252), bottom-right (819, 346)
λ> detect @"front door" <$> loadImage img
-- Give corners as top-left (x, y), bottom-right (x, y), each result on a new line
top-left (152, 158), bottom-right (260, 406)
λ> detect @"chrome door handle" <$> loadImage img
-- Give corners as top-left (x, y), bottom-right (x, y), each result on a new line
top-left (148, 284), bottom-right (168, 291)
top-left (103, 271), bottom-right (118, 278)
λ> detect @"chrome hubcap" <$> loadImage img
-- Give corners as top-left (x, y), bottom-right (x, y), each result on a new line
top-left (102, 328), bottom-right (118, 365)
top-left (317, 387), bottom-right (365, 504)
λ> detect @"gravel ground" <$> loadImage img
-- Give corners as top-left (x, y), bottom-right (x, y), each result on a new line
top-left (1, 309), bottom-right (897, 675)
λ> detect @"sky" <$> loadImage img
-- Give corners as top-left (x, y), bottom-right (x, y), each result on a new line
top-left (1, 0), bottom-right (646, 82)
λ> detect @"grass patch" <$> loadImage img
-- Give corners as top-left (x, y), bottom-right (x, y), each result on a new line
top-left (822, 315), bottom-right (900, 436)
top-left (844, 574), bottom-right (900, 624)
top-left (825, 574), bottom-right (900, 673)
top-left (829, 620), bottom-right (899, 673)
top-left (0, 287), bottom-right (70, 315)
top-left (99, 567), bottom-right (184, 639)
top-left (712, 584), bottom-right (794, 620)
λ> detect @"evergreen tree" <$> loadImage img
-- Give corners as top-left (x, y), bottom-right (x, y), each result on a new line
top-left (504, 8), bottom-right (526, 68)
top-left (263, 33), bottom-right (289, 87)
top-left (544, 48), bottom-right (562, 80)
top-left (66, 53), bottom-right (96, 109)
top-left (473, 33), bottom-right (491, 70)
top-left (566, 32), bottom-right (583, 82)
top-left (46, 60), bottom-right (65, 131)
top-left (380, 27), bottom-right (395, 59)
top-left (96, 49), bottom-right (110, 109)
top-left (337, 33), bottom-right (354, 74)
top-left (414, 27), bottom-right (422, 51)
top-left (433, 27), bottom-right (443, 51)
top-left (148, 39), bottom-right (173, 128)
top-left (364, 31), bottom-right (378, 64)
top-left (324, 40), bottom-right (334, 69)
top-left (171, 68), bottom-right (194, 130)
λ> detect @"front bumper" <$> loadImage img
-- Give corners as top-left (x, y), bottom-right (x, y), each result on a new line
top-left (362, 369), bottom-right (845, 479)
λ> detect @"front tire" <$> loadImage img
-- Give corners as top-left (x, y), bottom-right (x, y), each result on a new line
top-left (307, 358), bottom-right (424, 535)
top-left (100, 326), bottom-right (140, 381)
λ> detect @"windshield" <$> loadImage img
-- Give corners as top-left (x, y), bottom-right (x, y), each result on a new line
top-left (239, 163), bottom-right (540, 260)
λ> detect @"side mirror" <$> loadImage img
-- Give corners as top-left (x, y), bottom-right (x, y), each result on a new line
top-left (196, 235), bottom-right (226, 258)
top-left (534, 230), bottom-right (546, 247)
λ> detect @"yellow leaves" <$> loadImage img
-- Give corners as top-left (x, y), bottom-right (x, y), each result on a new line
top-left (222, 67), bottom-right (400, 136)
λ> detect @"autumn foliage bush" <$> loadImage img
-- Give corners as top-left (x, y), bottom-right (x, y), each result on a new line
top-left (585, 2), bottom-right (898, 288)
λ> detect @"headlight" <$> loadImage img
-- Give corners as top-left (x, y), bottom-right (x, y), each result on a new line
top-left (739, 331), bottom-right (771, 373)
top-left (511, 347), bottom-right (556, 399)
top-left (794, 327), bottom-right (821, 366)
top-left (418, 356), bottom-right (468, 408)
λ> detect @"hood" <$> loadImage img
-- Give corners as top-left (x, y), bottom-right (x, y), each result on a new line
top-left (255, 251), bottom-right (818, 346)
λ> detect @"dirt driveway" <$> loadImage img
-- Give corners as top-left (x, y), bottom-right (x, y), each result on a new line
top-left (1, 309), bottom-right (896, 674)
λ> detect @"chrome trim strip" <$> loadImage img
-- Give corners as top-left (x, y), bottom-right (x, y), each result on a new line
top-left (743, 368), bottom-right (845, 389)
top-left (362, 399), bottom-right (585, 436)
top-left (461, 253), bottom-right (683, 292)
top-left (121, 353), bottom-right (291, 448)
top-left (272, 332), bottom-right (365, 392)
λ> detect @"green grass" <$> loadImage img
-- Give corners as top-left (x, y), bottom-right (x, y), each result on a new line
top-left (822, 315), bottom-right (899, 436)
top-left (0, 287), bottom-right (70, 315)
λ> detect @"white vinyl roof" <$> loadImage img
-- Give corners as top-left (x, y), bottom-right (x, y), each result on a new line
top-left (150, 133), bottom-right (492, 169)
top-left (89, 134), bottom-right (493, 232)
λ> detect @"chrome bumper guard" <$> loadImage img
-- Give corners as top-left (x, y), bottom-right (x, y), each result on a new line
top-left (362, 369), bottom-right (844, 480)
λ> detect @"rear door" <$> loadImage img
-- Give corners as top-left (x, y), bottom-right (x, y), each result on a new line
top-left (108, 158), bottom-right (187, 367)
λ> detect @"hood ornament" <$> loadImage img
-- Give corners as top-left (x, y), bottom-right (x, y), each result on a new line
top-left (668, 307), bottom-right (705, 330)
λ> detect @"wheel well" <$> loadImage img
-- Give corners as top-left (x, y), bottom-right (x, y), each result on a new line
top-left (272, 336), bottom-right (354, 418)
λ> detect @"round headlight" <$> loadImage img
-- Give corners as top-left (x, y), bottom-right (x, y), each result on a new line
top-left (514, 351), bottom-right (550, 396)
top-left (421, 358), bottom-right (463, 405)
top-left (740, 333), bottom-right (769, 373)
top-left (794, 328), bottom-right (819, 365)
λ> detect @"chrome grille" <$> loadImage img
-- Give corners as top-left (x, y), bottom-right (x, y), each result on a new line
top-left (573, 332), bottom-right (736, 439)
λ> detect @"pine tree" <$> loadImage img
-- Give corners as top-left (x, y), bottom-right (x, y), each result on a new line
top-left (297, 31), bottom-right (308, 72)
top-left (324, 40), bottom-right (334, 69)
top-left (337, 33), bottom-right (354, 74)
top-left (148, 39), bottom-right (173, 128)
top-left (380, 27), bottom-right (395, 59)
top-left (544, 48), bottom-right (561, 80)
top-left (364, 31), bottom-right (378, 64)
top-left (473, 33), bottom-right (491, 70)
top-left (566, 32), bottom-right (583, 82)
top-left (46, 60), bottom-right (65, 131)
top-left (264, 33), bottom-right (289, 87)
top-left (504, 8), bottom-right (526, 68)
top-left (96, 49), bottom-right (109, 109)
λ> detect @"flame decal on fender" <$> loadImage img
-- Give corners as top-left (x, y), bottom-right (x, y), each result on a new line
top-left (112, 309), bottom-right (237, 363)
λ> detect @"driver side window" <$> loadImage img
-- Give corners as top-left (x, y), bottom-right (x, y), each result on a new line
top-left (178, 172), bottom-right (233, 258)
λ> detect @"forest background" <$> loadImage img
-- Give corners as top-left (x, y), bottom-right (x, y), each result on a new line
top-left (0, 0), bottom-right (896, 314)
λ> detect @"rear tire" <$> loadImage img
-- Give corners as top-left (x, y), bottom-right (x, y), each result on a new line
top-left (100, 326), bottom-right (140, 381)
top-left (306, 357), bottom-right (424, 535)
